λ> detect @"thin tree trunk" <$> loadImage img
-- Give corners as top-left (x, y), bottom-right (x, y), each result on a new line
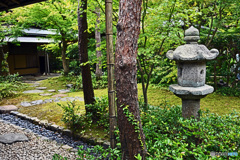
top-left (214, 62), bottom-right (217, 91)
top-left (115, 0), bottom-right (147, 159)
top-left (105, 0), bottom-right (117, 149)
top-left (78, 0), bottom-right (95, 112)
top-left (95, 7), bottom-right (102, 80)
top-left (61, 39), bottom-right (69, 76)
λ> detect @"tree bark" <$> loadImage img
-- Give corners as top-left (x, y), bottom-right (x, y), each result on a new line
top-left (115, 0), bottom-right (147, 159)
top-left (95, 7), bottom-right (102, 81)
top-left (61, 39), bottom-right (69, 76)
top-left (78, 0), bottom-right (95, 110)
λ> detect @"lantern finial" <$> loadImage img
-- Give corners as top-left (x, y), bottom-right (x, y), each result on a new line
top-left (184, 26), bottom-right (200, 44)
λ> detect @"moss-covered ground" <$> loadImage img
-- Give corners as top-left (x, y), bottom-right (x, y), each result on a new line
top-left (1, 76), bottom-right (239, 142)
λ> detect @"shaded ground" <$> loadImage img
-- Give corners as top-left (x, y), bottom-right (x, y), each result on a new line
top-left (1, 75), bottom-right (240, 143)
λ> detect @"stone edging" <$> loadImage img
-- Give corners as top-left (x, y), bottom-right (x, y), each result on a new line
top-left (9, 111), bottom-right (110, 148)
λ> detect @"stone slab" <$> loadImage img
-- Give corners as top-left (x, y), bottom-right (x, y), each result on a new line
top-left (44, 99), bottom-right (53, 103)
top-left (58, 89), bottom-right (70, 93)
top-left (52, 94), bottom-right (68, 98)
top-left (48, 89), bottom-right (56, 92)
top-left (0, 133), bottom-right (28, 144)
top-left (21, 102), bottom-right (32, 107)
top-left (0, 105), bottom-right (18, 113)
top-left (40, 93), bottom-right (52, 96)
top-left (66, 84), bottom-right (73, 88)
top-left (31, 100), bottom-right (44, 105)
top-left (36, 87), bottom-right (47, 90)
top-left (23, 90), bottom-right (44, 94)
top-left (169, 84), bottom-right (214, 98)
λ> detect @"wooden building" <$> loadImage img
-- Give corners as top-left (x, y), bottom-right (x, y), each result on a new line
top-left (1, 28), bottom-right (55, 75)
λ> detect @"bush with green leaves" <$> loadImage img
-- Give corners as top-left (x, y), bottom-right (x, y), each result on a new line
top-left (85, 96), bottom-right (109, 129)
top-left (52, 145), bottom-right (121, 160)
top-left (142, 105), bottom-right (240, 159)
top-left (0, 74), bottom-right (26, 100)
top-left (215, 87), bottom-right (240, 97)
top-left (91, 73), bottom-right (108, 89)
top-left (54, 100), bottom-right (240, 159)
top-left (58, 102), bottom-right (92, 132)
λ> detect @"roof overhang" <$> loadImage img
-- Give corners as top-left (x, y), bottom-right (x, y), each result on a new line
top-left (0, 0), bottom-right (46, 12)
top-left (4, 37), bottom-right (55, 43)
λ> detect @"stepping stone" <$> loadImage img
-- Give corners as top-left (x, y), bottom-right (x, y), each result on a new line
top-left (23, 90), bottom-right (44, 94)
top-left (0, 133), bottom-right (29, 144)
top-left (52, 94), bottom-right (68, 98)
top-left (0, 105), bottom-right (18, 113)
top-left (44, 99), bottom-right (54, 103)
top-left (67, 97), bottom-right (76, 101)
top-left (31, 100), bottom-right (44, 105)
top-left (66, 84), bottom-right (73, 88)
top-left (36, 87), bottom-right (47, 90)
top-left (21, 102), bottom-right (32, 107)
top-left (61, 145), bottom-right (73, 150)
top-left (39, 93), bottom-right (52, 96)
top-left (75, 97), bottom-right (84, 101)
top-left (60, 97), bottom-right (68, 101)
top-left (32, 83), bottom-right (40, 87)
top-left (58, 89), bottom-right (70, 93)
top-left (48, 89), bottom-right (56, 92)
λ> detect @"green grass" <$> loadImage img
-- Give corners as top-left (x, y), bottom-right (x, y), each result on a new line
top-left (2, 76), bottom-right (240, 142)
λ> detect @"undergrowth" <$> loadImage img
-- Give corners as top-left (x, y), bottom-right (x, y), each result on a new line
top-left (53, 99), bottom-right (240, 159)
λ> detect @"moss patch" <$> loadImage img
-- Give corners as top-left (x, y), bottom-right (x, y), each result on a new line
top-left (2, 76), bottom-right (240, 142)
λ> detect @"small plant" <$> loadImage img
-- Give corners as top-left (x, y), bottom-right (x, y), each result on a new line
top-left (216, 87), bottom-right (240, 97)
top-left (91, 74), bottom-right (108, 89)
top-left (85, 96), bottom-right (109, 129)
top-left (58, 102), bottom-right (91, 132)
top-left (0, 74), bottom-right (26, 100)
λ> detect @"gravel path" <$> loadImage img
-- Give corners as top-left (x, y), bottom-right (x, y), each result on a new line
top-left (0, 120), bottom-right (79, 160)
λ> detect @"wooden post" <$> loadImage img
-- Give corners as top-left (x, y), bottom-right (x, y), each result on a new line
top-left (105, 0), bottom-right (117, 149)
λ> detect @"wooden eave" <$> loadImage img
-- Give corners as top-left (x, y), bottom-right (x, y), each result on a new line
top-left (0, 0), bottom-right (45, 12)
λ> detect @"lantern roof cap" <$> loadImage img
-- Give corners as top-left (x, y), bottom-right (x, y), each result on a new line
top-left (166, 26), bottom-right (219, 61)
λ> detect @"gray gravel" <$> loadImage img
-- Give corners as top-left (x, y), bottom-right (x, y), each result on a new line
top-left (0, 121), bottom-right (79, 160)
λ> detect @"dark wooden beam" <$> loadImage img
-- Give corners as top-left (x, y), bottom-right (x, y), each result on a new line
top-left (11, 0), bottom-right (20, 5)
top-left (0, 2), bottom-right (8, 8)
top-left (0, 0), bottom-right (46, 12)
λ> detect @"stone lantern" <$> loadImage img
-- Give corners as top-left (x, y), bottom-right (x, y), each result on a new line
top-left (166, 26), bottom-right (219, 119)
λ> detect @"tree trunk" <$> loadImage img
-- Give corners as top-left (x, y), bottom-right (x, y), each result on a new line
top-left (105, 0), bottom-right (117, 149)
top-left (61, 39), bottom-right (69, 76)
top-left (214, 62), bottom-right (217, 91)
top-left (78, 0), bottom-right (95, 111)
top-left (95, 7), bottom-right (102, 81)
top-left (0, 48), bottom-right (10, 76)
top-left (115, 0), bottom-right (147, 159)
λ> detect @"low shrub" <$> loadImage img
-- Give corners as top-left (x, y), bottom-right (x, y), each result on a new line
top-left (54, 102), bottom-right (240, 159)
top-left (142, 105), bottom-right (240, 159)
top-left (0, 73), bottom-right (22, 82)
top-left (85, 96), bottom-right (109, 130)
top-left (216, 87), bottom-right (240, 97)
top-left (0, 74), bottom-right (26, 100)
top-left (58, 102), bottom-right (92, 132)
top-left (91, 74), bottom-right (108, 89)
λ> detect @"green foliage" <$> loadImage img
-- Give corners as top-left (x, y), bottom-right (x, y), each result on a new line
top-left (0, 74), bottom-right (26, 100)
top-left (76, 145), bottom-right (121, 160)
top-left (150, 59), bottom-right (177, 86)
top-left (91, 74), bottom-right (108, 89)
top-left (0, 73), bottom-right (22, 82)
top-left (141, 105), bottom-right (240, 159)
top-left (216, 87), bottom-right (240, 97)
top-left (85, 96), bottom-right (109, 129)
top-left (52, 154), bottom-right (67, 160)
top-left (58, 102), bottom-right (92, 132)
